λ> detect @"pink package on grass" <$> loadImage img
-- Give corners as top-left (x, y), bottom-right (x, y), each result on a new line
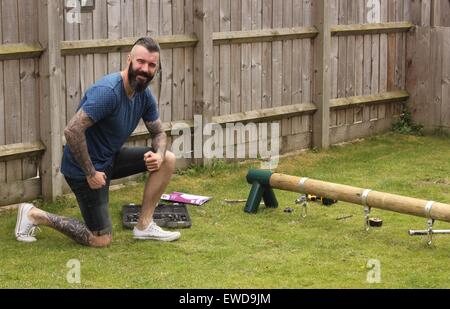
top-left (161, 192), bottom-right (212, 206)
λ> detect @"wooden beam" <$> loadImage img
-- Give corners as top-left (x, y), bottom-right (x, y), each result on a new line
top-left (60, 34), bottom-right (199, 56)
top-left (0, 142), bottom-right (46, 162)
top-left (0, 43), bottom-right (44, 61)
top-left (127, 103), bottom-right (317, 142)
top-left (128, 90), bottom-right (406, 143)
top-left (313, 0), bottom-right (331, 149)
top-left (212, 27), bottom-right (318, 45)
top-left (331, 22), bottom-right (414, 36)
top-left (128, 90), bottom-right (406, 145)
top-left (268, 172), bottom-right (450, 223)
top-left (0, 178), bottom-right (41, 207)
top-left (330, 91), bottom-right (409, 109)
top-left (213, 102), bottom-right (317, 124)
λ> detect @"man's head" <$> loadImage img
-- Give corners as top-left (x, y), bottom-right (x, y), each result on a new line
top-left (127, 37), bottom-right (161, 93)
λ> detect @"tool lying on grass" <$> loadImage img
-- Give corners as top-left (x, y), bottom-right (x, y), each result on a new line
top-left (223, 199), bottom-right (264, 206)
top-left (223, 199), bottom-right (248, 204)
top-left (368, 217), bottom-right (383, 227)
top-left (336, 215), bottom-right (353, 221)
top-left (305, 194), bottom-right (338, 206)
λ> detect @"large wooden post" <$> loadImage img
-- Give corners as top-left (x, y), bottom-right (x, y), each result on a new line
top-left (245, 169), bottom-right (450, 223)
top-left (312, 0), bottom-right (331, 149)
top-left (193, 0), bottom-right (214, 166)
top-left (269, 173), bottom-right (450, 222)
top-left (39, 0), bottom-right (64, 201)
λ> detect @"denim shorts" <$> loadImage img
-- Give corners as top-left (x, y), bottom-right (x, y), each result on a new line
top-left (64, 146), bottom-right (153, 235)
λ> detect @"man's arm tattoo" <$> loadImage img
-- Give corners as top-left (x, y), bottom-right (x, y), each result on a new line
top-left (145, 119), bottom-right (167, 157)
top-left (64, 109), bottom-right (96, 177)
top-left (46, 214), bottom-right (92, 246)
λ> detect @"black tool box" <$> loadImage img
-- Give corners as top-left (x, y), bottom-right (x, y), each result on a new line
top-left (122, 203), bottom-right (192, 229)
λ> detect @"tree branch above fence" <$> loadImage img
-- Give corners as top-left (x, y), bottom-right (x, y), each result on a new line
top-left (0, 43), bottom-right (44, 60)
top-left (60, 34), bottom-right (199, 56)
top-left (212, 27), bottom-right (318, 45)
top-left (331, 22), bottom-right (414, 36)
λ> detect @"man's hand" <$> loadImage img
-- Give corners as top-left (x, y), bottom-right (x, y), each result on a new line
top-left (144, 151), bottom-right (163, 172)
top-left (86, 171), bottom-right (107, 189)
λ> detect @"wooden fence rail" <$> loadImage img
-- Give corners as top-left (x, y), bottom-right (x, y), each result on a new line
top-left (0, 43), bottom-right (44, 60)
top-left (331, 22), bottom-right (414, 36)
top-left (60, 34), bottom-right (199, 56)
top-left (212, 27), bottom-right (318, 45)
top-left (0, 142), bottom-right (46, 162)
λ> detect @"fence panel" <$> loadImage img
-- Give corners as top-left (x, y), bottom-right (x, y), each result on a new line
top-left (329, 0), bottom-right (408, 144)
top-left (212, 0), bottom-right (314, 153)
top-left (408, 27), bottom-right (450, 131)
top-left (0, 0), bottom-right (41, 205)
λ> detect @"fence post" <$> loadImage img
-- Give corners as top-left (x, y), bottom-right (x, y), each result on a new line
top-left (312, 0), bottom-right (331, 149)
top-left (38, 0), bottom-right (64, 201)
top-left (193, 0), bottom-right (214, 165)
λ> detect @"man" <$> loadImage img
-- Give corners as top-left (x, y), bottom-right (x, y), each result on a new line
top-left (14, 37), bottom-right (180, 247)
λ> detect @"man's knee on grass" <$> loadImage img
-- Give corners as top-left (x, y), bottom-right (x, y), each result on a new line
top-left (89, 233), bottom-right (112, 248)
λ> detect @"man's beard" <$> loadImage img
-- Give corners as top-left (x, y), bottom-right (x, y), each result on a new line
top-left (128, 64), bottom-right (154, 93)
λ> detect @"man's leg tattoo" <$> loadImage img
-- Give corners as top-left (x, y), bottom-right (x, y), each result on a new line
top-left (46, 214), bottom-right (92, 246)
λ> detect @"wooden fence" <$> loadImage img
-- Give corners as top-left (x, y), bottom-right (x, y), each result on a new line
top-left (0, 0), bottom-right (440, 206)
top-left (405, 1), bottom-right (450, 131)
top-left (408, 0), bottom-right (450, 27)
top-left (407, 26), bottom-right (450, 131)
top-left (327, 0), bottom-right (408, 145)
top-left (0, 0), bottom-right (43, 206)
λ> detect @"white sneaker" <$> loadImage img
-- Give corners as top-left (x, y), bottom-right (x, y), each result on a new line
top-left (15, 203), bottom-right (39, 243)
top-left (133, 222), bottom-right (181, 242)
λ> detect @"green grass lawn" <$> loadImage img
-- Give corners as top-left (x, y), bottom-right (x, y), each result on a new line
top-left (1, 132), bottom-right (450, 288)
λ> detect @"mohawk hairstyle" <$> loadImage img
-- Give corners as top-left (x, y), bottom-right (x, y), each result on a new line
top-left (133, 37), bottom-right (161, 54)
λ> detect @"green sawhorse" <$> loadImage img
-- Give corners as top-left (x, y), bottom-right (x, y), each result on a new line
top-left (244, 169), bottom-right (278, 213)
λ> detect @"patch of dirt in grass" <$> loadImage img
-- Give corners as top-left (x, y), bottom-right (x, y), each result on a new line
top-left (420, 178), bottom-right (450, 186)
top-left (277, 151), bottom-right (334, 173)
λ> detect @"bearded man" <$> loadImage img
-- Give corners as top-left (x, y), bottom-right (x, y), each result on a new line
top-left (15, 37), bottom-right (180, 247)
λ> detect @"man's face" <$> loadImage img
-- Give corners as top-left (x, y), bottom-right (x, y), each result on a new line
top-left (128, 46), bottom-right (160, 93)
